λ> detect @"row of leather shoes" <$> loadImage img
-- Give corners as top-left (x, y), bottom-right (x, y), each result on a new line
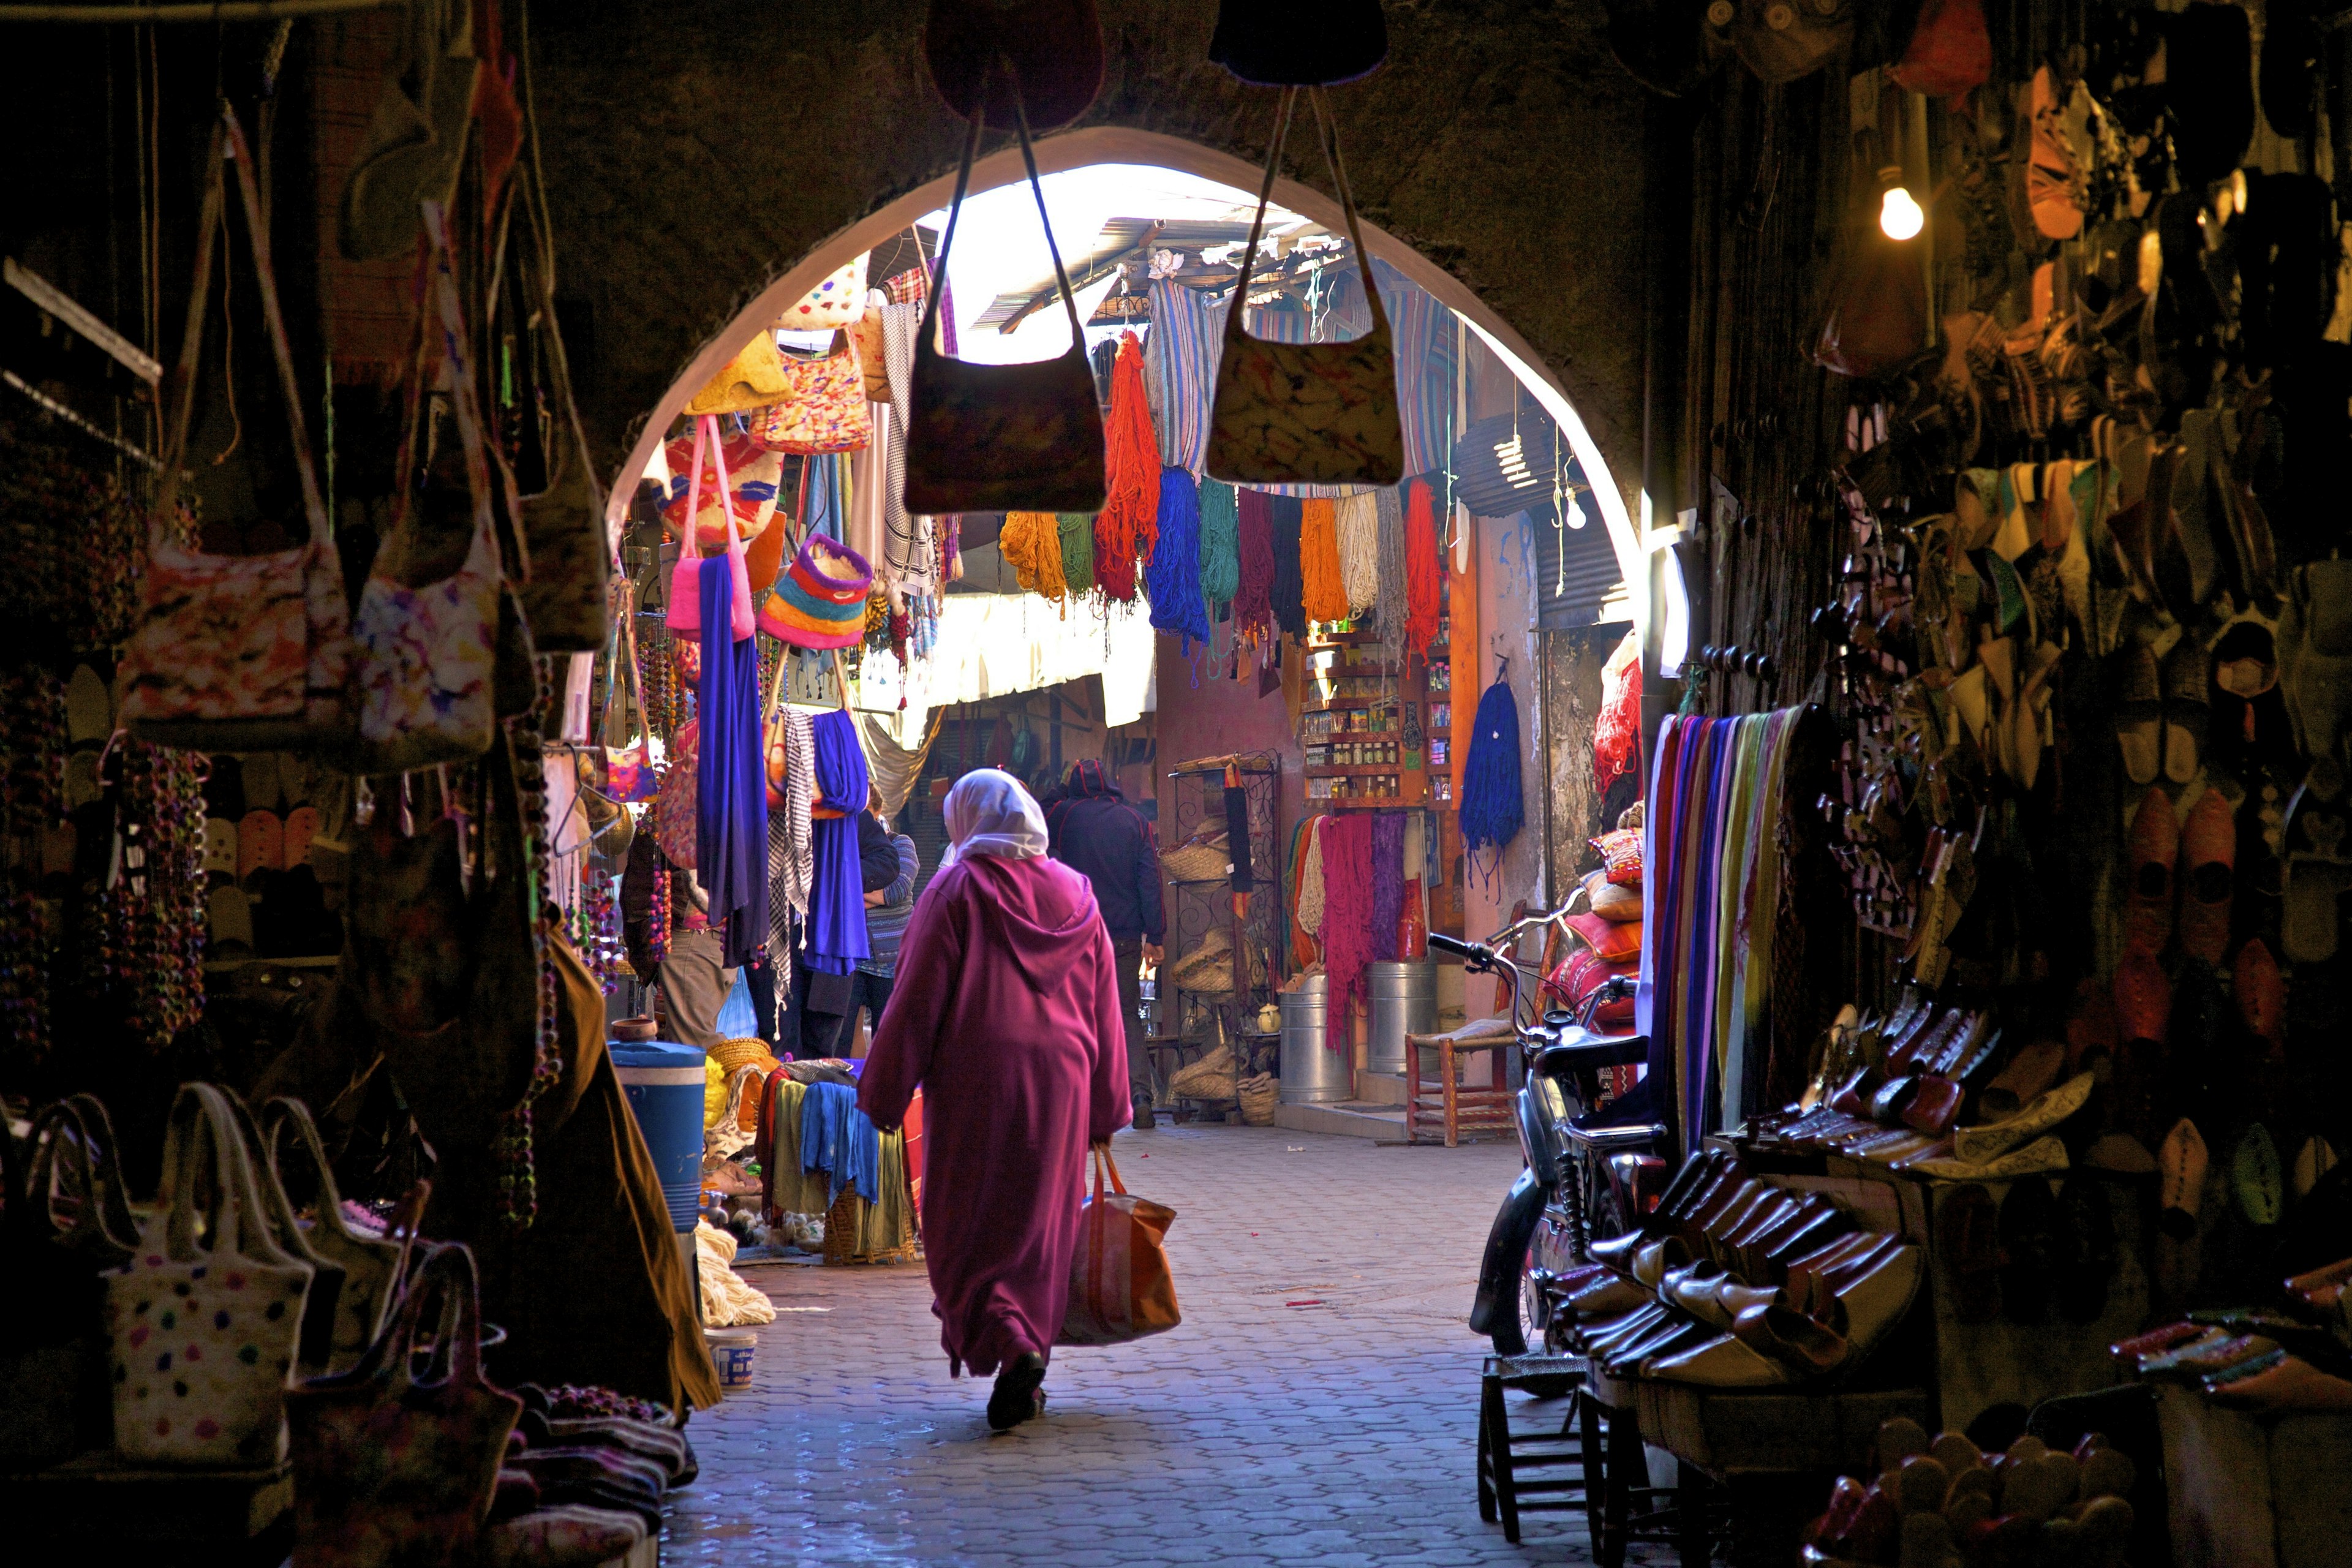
top-left (1754, 995), bottom-right (2010, 1165)
top-left (1564, 1150), bottom-right (1926, 1387)
top-left (2115, 1305), bottom-right (2352, 1413)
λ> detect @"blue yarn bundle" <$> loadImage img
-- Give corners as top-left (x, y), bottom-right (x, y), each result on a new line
top-left (1460, 669), bottom-right (1525, 888)
top-left (1145, 466), bottom-right (1212, 654)
top-left (1197, 479), bottom-right (1240, 609)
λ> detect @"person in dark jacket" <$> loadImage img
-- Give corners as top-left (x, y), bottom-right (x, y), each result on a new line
top-left (1044, 760), bottom-right (1164, 1126)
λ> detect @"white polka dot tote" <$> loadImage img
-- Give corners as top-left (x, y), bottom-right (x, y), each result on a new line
top-left (107, 1084), bottom-right (315, 1468)
top-left (775, 252), bottom-right (870, 333)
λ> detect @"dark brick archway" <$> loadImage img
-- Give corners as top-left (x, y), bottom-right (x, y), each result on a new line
top-left (528, 0), bottom-right (1652, 499)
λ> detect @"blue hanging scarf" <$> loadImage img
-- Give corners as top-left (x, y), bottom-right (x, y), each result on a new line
top-left (1459, 666), bottom-right (1525, 891)
top-left (698, 558), bottom-right (768, 969)
top-left (804, 707), bottom-right (871, 975)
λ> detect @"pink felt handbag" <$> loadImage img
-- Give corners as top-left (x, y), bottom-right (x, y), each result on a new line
top-left (665, 415), bottom-right (755, 641)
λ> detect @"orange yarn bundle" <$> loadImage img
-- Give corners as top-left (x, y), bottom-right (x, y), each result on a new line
top-left (1404, 478), bottom-right (1442, 662)
top-left (1095, 332), bottom-right (1161, 602)
top-left (1299, 498), bottom-right (1350, 624)
top-left (1000, 511), bottom-right (1067, 608)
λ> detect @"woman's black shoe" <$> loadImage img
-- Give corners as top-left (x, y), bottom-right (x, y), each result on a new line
top-left (986, 1353), bottom-right (1048, 1431)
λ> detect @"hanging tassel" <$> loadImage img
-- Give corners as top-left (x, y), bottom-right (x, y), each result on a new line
top-left (1336, 491), bottom-right (1381, 614)
top-left (1234, 489), bottom-right (1277, 649)
top-left (1145, 467), bottom-right (1212, 654)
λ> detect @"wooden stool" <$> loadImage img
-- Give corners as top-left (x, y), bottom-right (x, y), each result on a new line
top-left (1407, 1024), bottom-right (1515, 1145)
top-left (1476, 1354), bottom-right (1594, 1546)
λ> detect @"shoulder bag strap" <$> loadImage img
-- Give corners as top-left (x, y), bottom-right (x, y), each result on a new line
top-left (703, 413), bottom-right (744, 557)
top-left (419, 201), bottom-right (501, 569)
top-left (1224, 89), bottom-right (1300, 350)
top-left (1305, 87), bottom-right (1390, 338)
top-left (261, 1096), bottom-right (368, 1248)
top-left (148, 119), bottom-right (232, 541)
top-left (220, 105), bottom-right (331, 547)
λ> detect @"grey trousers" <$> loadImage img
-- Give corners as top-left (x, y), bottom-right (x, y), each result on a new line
top-left (658, 926), bottom-right (739, 1048)
top-left (1114, 936), bottom-right (1154, 1109)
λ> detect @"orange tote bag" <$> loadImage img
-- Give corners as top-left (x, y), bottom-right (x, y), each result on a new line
top-left (1057, 1148), bottom-right (1180, 1346)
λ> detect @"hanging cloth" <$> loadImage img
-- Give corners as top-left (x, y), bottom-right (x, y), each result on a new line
top-left (1094, 331), bottom-right (1161, 601)
top-left (1298, 499), bottom-right (1351, 624)
top-left (1000, 511), bottom-right (1068, 606)
top-left (1233, 489), bottom-right (1277, 647)
top-left (1403, 477), bottom-right (1442, 662)
top-left (698, 559), bottom-right (768, 968)
top-left (1371, 258), bottom-right (1461, 478)
top-left (1459, 664), bottom-right (1525, 888)
top-left (1268, 495), bottom-right (1307, 636)
top-left (1291, 814), bottom-right (1327, 963)
top-left (1055, 511), bottom-right (1096, 597)
top-left (804, 708), bottom-right (872, 974)
top-left (1368, 810), bottom-right (1404, 963)
top-left (802, 453), bottom-right (845, 543)
top-left (1335, 491), bottom-right (1381, 614)
top-left (878, 303), bottom-right (936, 595)
top-left (1198, 479), bottom-right (1240, 609)
top-left (1319, 812), bottom-right (1379, 1037)
top-left (1142, 277), bottom-right (1227, 474)
top-left (1594, 627), bottom-right (1643, 795)
top-left (1145, 467), bottom-right (1212, 653)
top-left (1374, 485), bottom-right (1408, 666)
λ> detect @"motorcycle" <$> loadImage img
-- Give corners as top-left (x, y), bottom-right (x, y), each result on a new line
top-left (1430, 904), bottom-right (1672, 1355)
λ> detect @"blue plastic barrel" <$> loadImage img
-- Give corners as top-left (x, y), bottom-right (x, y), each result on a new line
top-left (611, 1040), bottom-right (709, 1231)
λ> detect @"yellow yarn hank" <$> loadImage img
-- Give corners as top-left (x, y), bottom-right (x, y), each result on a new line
top-left (1000, 511), bottom-right (1068, 609)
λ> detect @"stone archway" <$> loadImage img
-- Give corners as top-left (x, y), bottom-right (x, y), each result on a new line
top-left (609, 127), bottom-right (1645, 599)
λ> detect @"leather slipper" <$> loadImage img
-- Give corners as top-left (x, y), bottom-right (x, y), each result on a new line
top-left (2176, 786), bottom-right (2236, 965)
top-left (2292, 1137), bottom-right (2340, 1200)
top-left (238, 810), bottom-right (284, 884)
top-left (2025, 64), bottom-right (2083, 240)
top-left (2279, 778), bottom-right (2352, 963)
top-left (2235, 937), bottom-right (2285, 1050)
top-left (1937, 1183), bottom-right (2002, 1325)
top-left (1979, 1040), bottom-right (2066, 1121)
top-left (2234, 1123), bottom-right (2282, 1227)
top-left (2122, 788), bottom-right (2179, 957)
top-left (1953, 1071), bottom-right (2095, 1163)
top-left (985, 1352), bottom-right (1049, 1432)
top-left (2066, 977), bottom-right (2120, 1077)
top-left (2160, 638), bottom-right (2211, 785)
top-left (2207, 1353), bottom-right (2352, 1412)
top-left (2115, 646), bottom-right (2163, 785)
top-left (2158, 1118), bottom-right (2210, 1240)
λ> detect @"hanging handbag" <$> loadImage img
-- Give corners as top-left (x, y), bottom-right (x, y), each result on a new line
top-left (1208, 0), bottom-right (1388, 86)
top-left (1, 1095), bottom-right (140, 1468)
top-left (902, 69), bottom-right (1107, 515)
top-left (121, 105), bottom-right (354, 753)
top-left (262, 1098), bottom-right (416, 1377)
top-left (665, 417), bottom-right (756, 641)
top-left (660, 426), bottom-right (782, 555)
top-left (286, 1243), bottom-right (522, 1568)
top-left (583, 579), bottom-right (662, 804)
top-left (107, 1083), bottom-right (317, 1467)
top-left (684, 328), bottom-right (790, 416)
top-left (347, 204), bottom-right (505, 777)
top-left (751, 330), bottom-right (875, 454)
top-left (1056, 1147), bottom-right (1182, 1346)
top-left (511, 166), bottom-right (612, 655)
top-left (853, 306), bottom-right (893, 402)
top-left (655, 718), bottom-right (700, 869)
top-left (924, 0), bottom-right (1103, 131)
top-left (757, 533), bottom-right (875, 650)
top-left (776, 252), bottom-right (870, 331)
top-left (1205, 89), bottom-right (1404, 488)
top-left (1813, 220), bottom-right (1929, 380)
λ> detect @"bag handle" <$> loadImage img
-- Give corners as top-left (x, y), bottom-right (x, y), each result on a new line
top-left (260, 1097), bottom-right (376, 1254)
top-left (418, 202), bottom-right (503, 576)
top-left (1091, 1144), bottom-right (1128, 1200)
top-left (350, 1240), bottom-right (491, 1398)
top-left (918, 55), bottom-right (1085, 366)
top-left (1226, 87), bottom-right (1390, 349)
top-left (151, 104), bottom-right (331, 549)
top-left (702, 413), bottom-right (745, 558)
top-left (19, 1095), bottom-right (141, 1254)
top-left (156, 1084), bottom-right (307, 1271)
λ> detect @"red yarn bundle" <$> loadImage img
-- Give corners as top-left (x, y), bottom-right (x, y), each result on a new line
top-left (1404, 478), bottom-right (1442, 662)
top-left (1094, 332), bottom-right (1161, 602)
top-left (1233, 488), bottom-right (1276, 646)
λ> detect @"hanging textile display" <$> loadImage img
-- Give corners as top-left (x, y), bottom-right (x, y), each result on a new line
top-left (804, 708), bottom-right (872, 975)
top-left (1319, 813), bottom-right (1378, 1038)
top-left (1372, 258), bottom-right (1460, 479)
top-left (1055, 511), bottom-right (1096, 597)
top-left (801, 452), bottom-right (846, 543)
top-left (1095, 332), bottom-right (1161, 601)
top-left (1368, 810), bottom-right (1404, 963)
top-left (878, 302), bottom-right (937, 595)
top-left (699, 559), bottom-right (767, 970)
top-left (1374, 485), bottom-right (1408, 665)
top-left (1459, 665), bottom-right (1524, 886)
top-left (1197, 480), bottom-right (1240, 610)
top-left (1289, 813), bottom-right (1327, 965)
top-left (1403, 477), bottom-right (1442, 661)
top-left (1142, 276), bottom-right (1226, 473)
top-left (1268, 495), bottom-right (1307, 636)
top-left (1145, 468), bottom-right (1212, 652)
top-left (1334, 491), bottom-right (1381, 614)
top-left (1594, 627), bottom-right (1643, 794)
top-left (1233, 489), bottom-right (1277, 648)
top-left (1298, 499), bottom-right (1351, 624)
top-left (1000, 511), bottom-right (1068, 606)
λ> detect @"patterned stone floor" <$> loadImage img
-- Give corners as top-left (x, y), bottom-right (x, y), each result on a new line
top-left (661, 1123), bottom-right (1614, 1566)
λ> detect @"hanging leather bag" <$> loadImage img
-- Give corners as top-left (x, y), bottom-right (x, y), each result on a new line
top-left (121, 105), bottom-right (354, 752)
top-left (510, 164), bottom-right (612, 654)
top-left (902, 66), bottom-right (1107, 515)
top-left (1813, 221), bottom-right (1929, 380)
top-left (1057, 1147), bottom-right (1182, 1346)
top-left (0, 1095), bottom-right (140, 1468)
top-left (1206, 89), bottom-right (1404, 488)
top-left (107, 1084), bottom-right (317, 1467)
top-left (924, 0), bottom-right (1103, 131)
top-left (1208, 0), bottom-right (1388, 86)
top-left (285, 1243), bottom-right (522, 1568)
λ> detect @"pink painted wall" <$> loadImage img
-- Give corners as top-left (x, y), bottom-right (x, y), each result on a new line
top-left (1150, 640), bottom-right (1305, 856)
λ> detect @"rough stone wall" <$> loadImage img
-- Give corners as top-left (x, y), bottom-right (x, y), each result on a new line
top-left (528, 0), bottom-right (1651, 489)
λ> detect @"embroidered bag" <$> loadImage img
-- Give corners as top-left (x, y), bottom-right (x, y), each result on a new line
top-left (121, 107), bottom-right (353, 753)
top-left (1, 1095), bottom-right (139, 1468)
top-left (664, 417), bottom-right (756, 641)
top-left (902, 67), bottom-right (1106, 515)
top-left (348, 204), bottom-right (505, 777)
top-left (751, 330), bottom-right (874, 454)
top-left (107, 1084), bottom-right (315, 1467)
top-left (656, 720), bottom-right (700, 869)
top-left (776, 252), bottom-right (870, 331)
top-left (597, 579), bottom-right (661, 802)
top-left (285, 1243), bottom-right (521, 1568)
top-left (1206, 89), bottom-right (1404, 488)
top-left (659, 427), bottom-right (781, 555)
top-left (510, 166), bottom-right (611, 655)
top-left (261, 1099), bottom-right (415, 1377)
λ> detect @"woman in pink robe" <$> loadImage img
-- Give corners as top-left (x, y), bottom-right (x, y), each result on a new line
top-left (859, 770), bottom-right (1131, 1430)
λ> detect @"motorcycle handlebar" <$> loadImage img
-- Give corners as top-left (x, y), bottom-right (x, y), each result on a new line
top-left (1427, 932), bottom-right (1492, 968)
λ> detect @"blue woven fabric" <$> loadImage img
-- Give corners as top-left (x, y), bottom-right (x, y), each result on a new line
top-left (804, 709), bottom-right (872, 976)
top-left (799, 1080), bottom-right (880, 1205)
top-left (698, 559), bottom-right (767, 968)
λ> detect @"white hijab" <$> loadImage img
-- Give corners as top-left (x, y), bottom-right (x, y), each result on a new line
top-left (940, 769), bottom-right (1050, 869)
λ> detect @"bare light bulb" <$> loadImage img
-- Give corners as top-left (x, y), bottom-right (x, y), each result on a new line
top-left (1879, 185), bottom-right (1925, 241)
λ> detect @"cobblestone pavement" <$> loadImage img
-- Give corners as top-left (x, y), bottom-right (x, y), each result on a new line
top-left (663, 1124), bottom-right (1613, 1567)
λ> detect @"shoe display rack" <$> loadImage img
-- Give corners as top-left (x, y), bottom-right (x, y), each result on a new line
top-left (1160, 758), bottom-right (1282, 1120)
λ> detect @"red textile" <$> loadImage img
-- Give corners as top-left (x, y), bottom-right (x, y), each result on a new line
top-left (1404, 479), bottom-right (1441, 663)
top-left (1594, 643), bottom-right (1643, 794)
top-left (1888, 0), bottom-right (1991, 100)
top-left (1095, 333), bottom-right (1161, 602)
top-left (1319, 814), bottom-right (1379, 1039)
top-left (858, 854), bottom-right (1130, 1377)
top-left (1233, 489), bottom-right (1277, 647)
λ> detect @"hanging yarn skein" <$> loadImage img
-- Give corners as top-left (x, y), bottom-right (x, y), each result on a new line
top-left (999, 511), bottom-right (1068, 609)
top-left (1269, 496), bottom-right (1307, 637)
top-left (1198, 479), bottom-right (1240, 611)
top-left (1403, 478), bottom-right (1442, 663)
top-left (1460, 663), bottom-right (1525, 891)
top-left (1094, 332), bottom-right (1161, 602)
top-left (1055, 511), bottom-right (1096, 598)
top-left (1374, 484), bottom-right (1408, 668)
top-left (1233, 488), bottom-right (1276, 648)
top-left (1299, 498), bottom-right (1351, 624)
top-left (1145, 467), bottom-right (1212, 654)
top-left (1335, 491), bottom-right (1381, 614)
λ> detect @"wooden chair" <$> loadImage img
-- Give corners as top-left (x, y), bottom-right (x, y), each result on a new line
top-left (1476, 1354), bottom-right (1593, 1546)
top-left (1406, 1020), bottom-right (1516, 1145)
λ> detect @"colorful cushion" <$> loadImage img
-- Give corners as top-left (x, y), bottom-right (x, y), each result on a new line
top-left (1591, 827), bottom-right (1643, 886)
top-left (1567, 910), bottom-right (1642, 964)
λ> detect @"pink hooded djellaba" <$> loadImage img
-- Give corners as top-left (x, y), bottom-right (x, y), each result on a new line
top-left (858, 850), bottom-right (1130, 1377)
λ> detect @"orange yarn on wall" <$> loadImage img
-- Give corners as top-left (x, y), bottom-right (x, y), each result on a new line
top-left (1095, 332), bottom-right (1161, 602)
top-left (1299, 498), bottom-right (1350, 624)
